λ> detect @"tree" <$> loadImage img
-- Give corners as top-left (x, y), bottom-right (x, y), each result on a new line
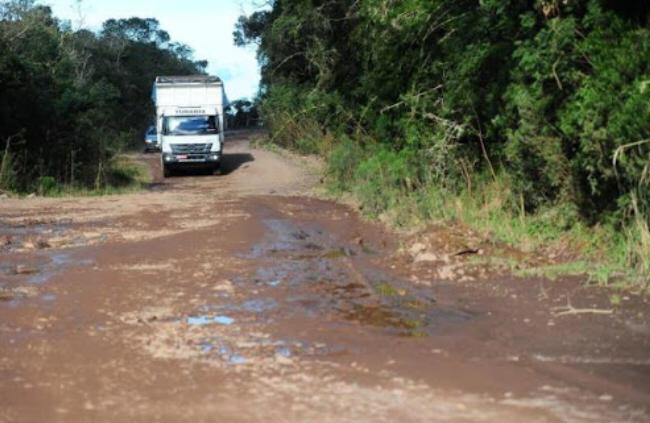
top-left (0, 1), bottom-right (208, 191)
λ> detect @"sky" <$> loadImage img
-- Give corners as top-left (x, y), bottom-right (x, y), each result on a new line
top-left (41, 0), bottom-right (262, 100)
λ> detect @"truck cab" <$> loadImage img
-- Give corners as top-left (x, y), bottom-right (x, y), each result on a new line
top-left (152, 76), bottom-right (227, 177)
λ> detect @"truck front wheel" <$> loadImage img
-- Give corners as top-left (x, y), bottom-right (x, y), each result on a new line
top-left (212, 162), bottom-right (221, 175)
top-left (163, 165), bottom-right (172, 178)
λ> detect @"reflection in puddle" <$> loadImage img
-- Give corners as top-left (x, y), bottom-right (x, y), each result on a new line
top-left (41, 293), bottom-right (57, 302)
top-left (187, 315), bottom-right (235, 326)
top-left (276, 346), bottom-right (292, 358)
top-left (198, 338), bottom-right (247, 365)
top-left (200, 342), bottom-right (214, 353)
top-left (214, 315), bottom-right (235, 325)
top-left (202, 298), bottom-right (278, 315)
top-left (26, 253), bottom-right (94, 285)
top-left (242, 298), bottom-right (277, 313)
top-left (28, 273), bottom-right (51, 285)
top-left (228, 355), bottom-right (247, 365)
top-left (0, 220), bottom-right (72, 253)
top-left (187, 316), bottom-right (212, 326)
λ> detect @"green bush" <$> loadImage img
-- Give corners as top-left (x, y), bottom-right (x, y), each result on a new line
top-left (36, 176), bottom-right (59, 195)
top-left (327, 136), bottom-right (364, 191)
top-left (236, 0), bottom-right (650, 285)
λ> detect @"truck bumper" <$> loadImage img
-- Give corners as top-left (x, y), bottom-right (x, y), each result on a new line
top-left (162, 152), bottom-right (221, 167)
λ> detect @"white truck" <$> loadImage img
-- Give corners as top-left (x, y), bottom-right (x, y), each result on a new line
top-left (152, 75), bottom-right (227, 177)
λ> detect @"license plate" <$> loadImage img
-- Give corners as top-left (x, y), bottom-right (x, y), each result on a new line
top-left (176, 155), bottom-right (188, 160)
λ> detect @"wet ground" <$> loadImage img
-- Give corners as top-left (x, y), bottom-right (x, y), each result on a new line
top-left (1, 132), bottom-right (649, 422)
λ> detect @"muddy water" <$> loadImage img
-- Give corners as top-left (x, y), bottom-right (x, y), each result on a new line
top-left (239, 202), bottom-right (471, 342)
top-left (0, 137), bottom-right (649, 422)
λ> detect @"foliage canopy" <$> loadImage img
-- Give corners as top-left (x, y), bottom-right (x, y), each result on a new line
top-left (0, 0), bottom-right (206, 191)
top-left (236, 0), bottom-right (650, 227)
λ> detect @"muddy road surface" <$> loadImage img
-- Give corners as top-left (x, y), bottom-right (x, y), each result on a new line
top-left (1, 133), bottom-right (649, 422)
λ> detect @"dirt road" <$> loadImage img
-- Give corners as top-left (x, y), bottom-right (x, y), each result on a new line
top-left (1, 133), bottom-right (649, 422)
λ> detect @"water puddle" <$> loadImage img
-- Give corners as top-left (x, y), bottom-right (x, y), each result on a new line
top-left (197, 338), bottom-right (247, 365)
top-left (40, 293), bottom-right (57, 302)
top-left (238, 213), bottom-right (475, 347)
top-left (187, 315), bottom-right (235, 326)
top-left (0, 219), bottom-right (72, 251)
top-left (275, 346), bottom-right (292, 358)
top-left (228, 355), bottom-right (247, 365)
top-left (241, 298), bottom-right (278, 313)
top-left (245, 218), bottom-right (335, 260)
top-left (26, 253), bottom-right (93, 285)
top-left (214, 315), bottom-right (235, 325)
top-left (201, 298), bottom-right (278, 315)
top-left (194, 334), bottom-right (344, 364)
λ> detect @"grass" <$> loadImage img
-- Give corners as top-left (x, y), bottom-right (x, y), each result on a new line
top-left (375, 281), bottom-right (400, 297)
top-left (32, 154), bottom-right (152, 198)
top-left (431, 180), bottom-right (648, 289)
top-left (417, 180), bottom-right (648, 290)
top-left (320, 140), bottom-right (650, 291)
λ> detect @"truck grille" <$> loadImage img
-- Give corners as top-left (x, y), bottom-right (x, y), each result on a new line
top-left (171, 143), bottom-right (212, 154)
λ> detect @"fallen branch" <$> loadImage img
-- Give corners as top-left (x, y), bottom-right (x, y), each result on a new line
top-left (453, 248), bottom-right (479, 257)
top-left (551, 297), bottom-right (613, 317)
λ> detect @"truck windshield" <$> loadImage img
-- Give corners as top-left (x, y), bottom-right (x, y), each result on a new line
top-left (163, 116), bottom-right (218, 136)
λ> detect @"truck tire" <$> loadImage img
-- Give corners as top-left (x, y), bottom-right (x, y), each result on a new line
top-left (163, 165), bottom-right (171, 178)
top-left (212, 162), bottom-right (221, 175)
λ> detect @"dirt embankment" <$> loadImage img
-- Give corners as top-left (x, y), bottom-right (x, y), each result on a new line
top-left (0, 132), bottom-right (649, 423)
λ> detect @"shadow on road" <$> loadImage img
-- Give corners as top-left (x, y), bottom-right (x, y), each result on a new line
top-left (146, 153), bottom-right (256, 188)
top-left (219, 152), bottom-right (255, 175)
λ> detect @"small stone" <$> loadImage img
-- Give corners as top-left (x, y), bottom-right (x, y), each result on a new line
top-left (599, 394), bottom-right (613, 401)
top-left (36, 239), bottom-right (51, 249)
top-left (414, 252), bottom-right (438, 263)
top-left (408, 242), bottom-right (427, 256)
top-left (15, 265), bottom-right (39, 275)
top-left (275, 354), bottom-right (293, 365)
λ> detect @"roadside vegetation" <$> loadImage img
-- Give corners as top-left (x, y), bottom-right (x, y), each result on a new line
top-left (0, 0), bottom-right (206, 194)
top-left (235, 0), bottom-right (650, 288)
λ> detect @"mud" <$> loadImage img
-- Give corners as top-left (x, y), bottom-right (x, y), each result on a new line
top-left (0, 131), bottom-right (649, 422)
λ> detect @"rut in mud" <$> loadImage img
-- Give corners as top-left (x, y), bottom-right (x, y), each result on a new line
top-left (1, 133), bottom-right (649, 423)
